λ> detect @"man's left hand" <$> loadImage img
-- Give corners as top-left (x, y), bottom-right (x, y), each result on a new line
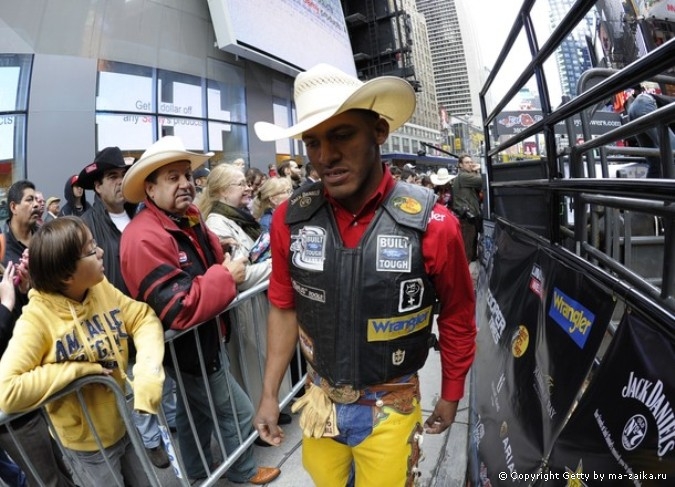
top-left (424, 398), bottom-right (458, 434)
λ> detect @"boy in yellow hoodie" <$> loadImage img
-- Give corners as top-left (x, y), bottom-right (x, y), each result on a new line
top-left (0, 216), bottom-right (165, 486)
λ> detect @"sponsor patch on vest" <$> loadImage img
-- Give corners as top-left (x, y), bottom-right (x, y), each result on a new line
top-left (290, 225), bottom-right (326, 271)
top-left (392, 196), bottom-right (423, 214)
top-left (367, 305), bottom-right (433, 342)
top-left (292, 279), bottom-right (326, 303)
top-left (398, 278), bottom-right (424, 312)
top-left (548, 287), bottom-right (595, 349)
top-left (392, 349), bottom-right (405, 365)
top-left (376, 235), bottom-right (412, 272)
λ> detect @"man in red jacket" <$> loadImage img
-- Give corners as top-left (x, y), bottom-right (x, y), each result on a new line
top-left (253, 64), bottom-right (477, 486)
top-left (119, 136), bottom-right (280, 485)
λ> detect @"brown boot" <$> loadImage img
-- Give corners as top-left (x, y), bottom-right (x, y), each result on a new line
top-left (247, 466), bottom-right (281, 484)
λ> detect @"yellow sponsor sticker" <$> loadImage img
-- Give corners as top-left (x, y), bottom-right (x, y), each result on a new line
top-left (392, 196), bottom-right (423, 214)
top-left (367, 306), bottom-right (433, 342)
top-left (511, 325), bottom-right (529, 358)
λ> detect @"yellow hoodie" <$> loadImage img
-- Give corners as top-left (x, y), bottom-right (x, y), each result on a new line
top-left (0, 277), bottom-right (165, 451)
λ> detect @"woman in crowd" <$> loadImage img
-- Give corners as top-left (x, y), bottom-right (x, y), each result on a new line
top-left (252, 177), bottom-right (292, 234)
top-left (197, 164), bottom-right (271, 290)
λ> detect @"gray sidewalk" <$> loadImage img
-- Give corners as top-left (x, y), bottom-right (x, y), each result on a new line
top-left (155, 348), bottom-right (470, 486)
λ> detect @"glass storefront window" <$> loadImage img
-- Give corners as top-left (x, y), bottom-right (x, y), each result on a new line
top-left (208, 121), bottom-right (249, 163)
top-left (97, 61), bottom-right (153, 112)
top-left (159, 116), bottom-right (206, 151)
top-left (207, 59), bottom-right (246, 123)
top-left (96, 113), bottom-right (154, 153)
top-left (97, 60), bottom-right (248, 158)
top-left (0, 54), bottom-right (32, 198)
top-left (158, 70), bottom-right (203, 119)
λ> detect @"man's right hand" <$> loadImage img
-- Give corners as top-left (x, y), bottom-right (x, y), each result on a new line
top-left (254, 397), bottom-right (284, 446)
top-left (223, 254), bottom-right (247, 284)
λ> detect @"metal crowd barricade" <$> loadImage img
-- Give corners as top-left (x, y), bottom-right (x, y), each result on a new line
top-left (160, 280), bottom-right (304, 487)
top-left (0, 281), bottom-right (304, 487)
top-left (0, 375), bottom-right (162, 487)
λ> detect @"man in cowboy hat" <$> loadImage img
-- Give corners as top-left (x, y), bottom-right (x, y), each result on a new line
top-left (78, 146), bottom-right (136, 295)
top-left (430, 167), bottom-right (457, 208)
top-left (253, 63), bottom-right (476, 486)
top-left (119, 136), bottom-right (280, 485)
top-left (78, 147), bottom-right (173, 468)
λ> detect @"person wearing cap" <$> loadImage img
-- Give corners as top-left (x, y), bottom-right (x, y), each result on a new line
top-left (78, 147), bottom-right (136, 295)
top-left (192, 165), bottom-right (210, 194)
top-left (119, 136), bottom-right (281, 485)
top-left (252, 63), bottom-right (476, 486)
top-left (59, 174), bottom-right (91, 217)
top-left (451, 154), bottom-right (483, 263)
top-left (43, 197), bottom-right (61, 223)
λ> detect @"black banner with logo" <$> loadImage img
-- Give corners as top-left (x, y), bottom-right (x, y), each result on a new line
top-left (548, 311), bottom-right (675, 484)
top-left (470, 221), bottom-right (616, 486)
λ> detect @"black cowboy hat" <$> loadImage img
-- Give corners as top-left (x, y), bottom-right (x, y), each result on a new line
top-left (77, 146), bottom-right (132, 190)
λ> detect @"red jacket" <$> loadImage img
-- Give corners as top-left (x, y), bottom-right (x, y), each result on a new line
top-left (120, 201), bottom-right (237, 373)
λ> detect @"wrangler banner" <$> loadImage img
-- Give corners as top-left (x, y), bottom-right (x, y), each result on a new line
top-left (548, 310), bottom-right (675, 484)
top-left (470, 221), bottom-right (616, 486)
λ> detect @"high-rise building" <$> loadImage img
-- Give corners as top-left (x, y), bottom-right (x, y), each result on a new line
top-left (548, 0), bottom-right (593, 96)
top-left (341, 0), bottom-right (444, 156)
top-left (415, 0), bottom-right (473, 119)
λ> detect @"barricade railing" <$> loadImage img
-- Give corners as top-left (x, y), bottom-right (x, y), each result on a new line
top-left (0, 375), bottom-right (162, 487)
top-left (156, 279), bottom-right (305, 486)
top-left (0, 280), bottom-right (304, 487)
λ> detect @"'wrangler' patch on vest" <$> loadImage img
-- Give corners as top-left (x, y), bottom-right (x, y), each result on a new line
top-left (367, 306), bottom-right (433, 341)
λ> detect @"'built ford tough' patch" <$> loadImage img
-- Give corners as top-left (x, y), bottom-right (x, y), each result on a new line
top-left (376, 235), bottom-right (412, 272)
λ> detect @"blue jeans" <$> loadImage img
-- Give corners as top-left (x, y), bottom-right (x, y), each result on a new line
top-left (166, 358), bottom-right (257, 482)
top-left (0, 448), bottom-right (26, 487)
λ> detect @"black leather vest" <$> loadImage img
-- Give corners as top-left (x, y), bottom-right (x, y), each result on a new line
top-left (286, 181), bottom-right (438, 388)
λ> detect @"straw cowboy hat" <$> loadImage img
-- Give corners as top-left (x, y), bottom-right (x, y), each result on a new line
top-left (122, 136), bottom-right (214, 203)
top-left (430, 167), bottom-right (456, 186)
top-left (254, 63), bottom-right (417, 141)
top-left (78, 146), bottom-right (133, 190)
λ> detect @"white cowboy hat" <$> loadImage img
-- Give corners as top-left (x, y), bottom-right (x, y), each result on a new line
top-left (122, 136), bottom-right (214, 203)
top-left (254, 63), bottom-right (416, 141)
top-left (430, 167), bottom-right (455, 186)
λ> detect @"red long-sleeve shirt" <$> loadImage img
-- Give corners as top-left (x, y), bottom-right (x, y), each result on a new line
top-left (268, 167), bottom-right (476, 401)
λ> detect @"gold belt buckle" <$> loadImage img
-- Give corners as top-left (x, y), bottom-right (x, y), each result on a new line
top-left (320, 377), bottom-right (360, 404)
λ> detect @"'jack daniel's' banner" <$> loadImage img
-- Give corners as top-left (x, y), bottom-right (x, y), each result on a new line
top-left (548, 311), bottom-right (675, 483)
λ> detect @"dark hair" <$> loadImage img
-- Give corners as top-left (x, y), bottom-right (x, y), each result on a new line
top-left (29, 216), bottom-right (89, 294)
top-left (245, 167), bottom-right (264, 185)
top-left (458, 154), bottom-right (472, 164)
top-left (7, 180), bottom-right (35, 206)
top-left (7, 180), bottom-right (36, 221)
top-left (277, 160), bottom-right (295, 177)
